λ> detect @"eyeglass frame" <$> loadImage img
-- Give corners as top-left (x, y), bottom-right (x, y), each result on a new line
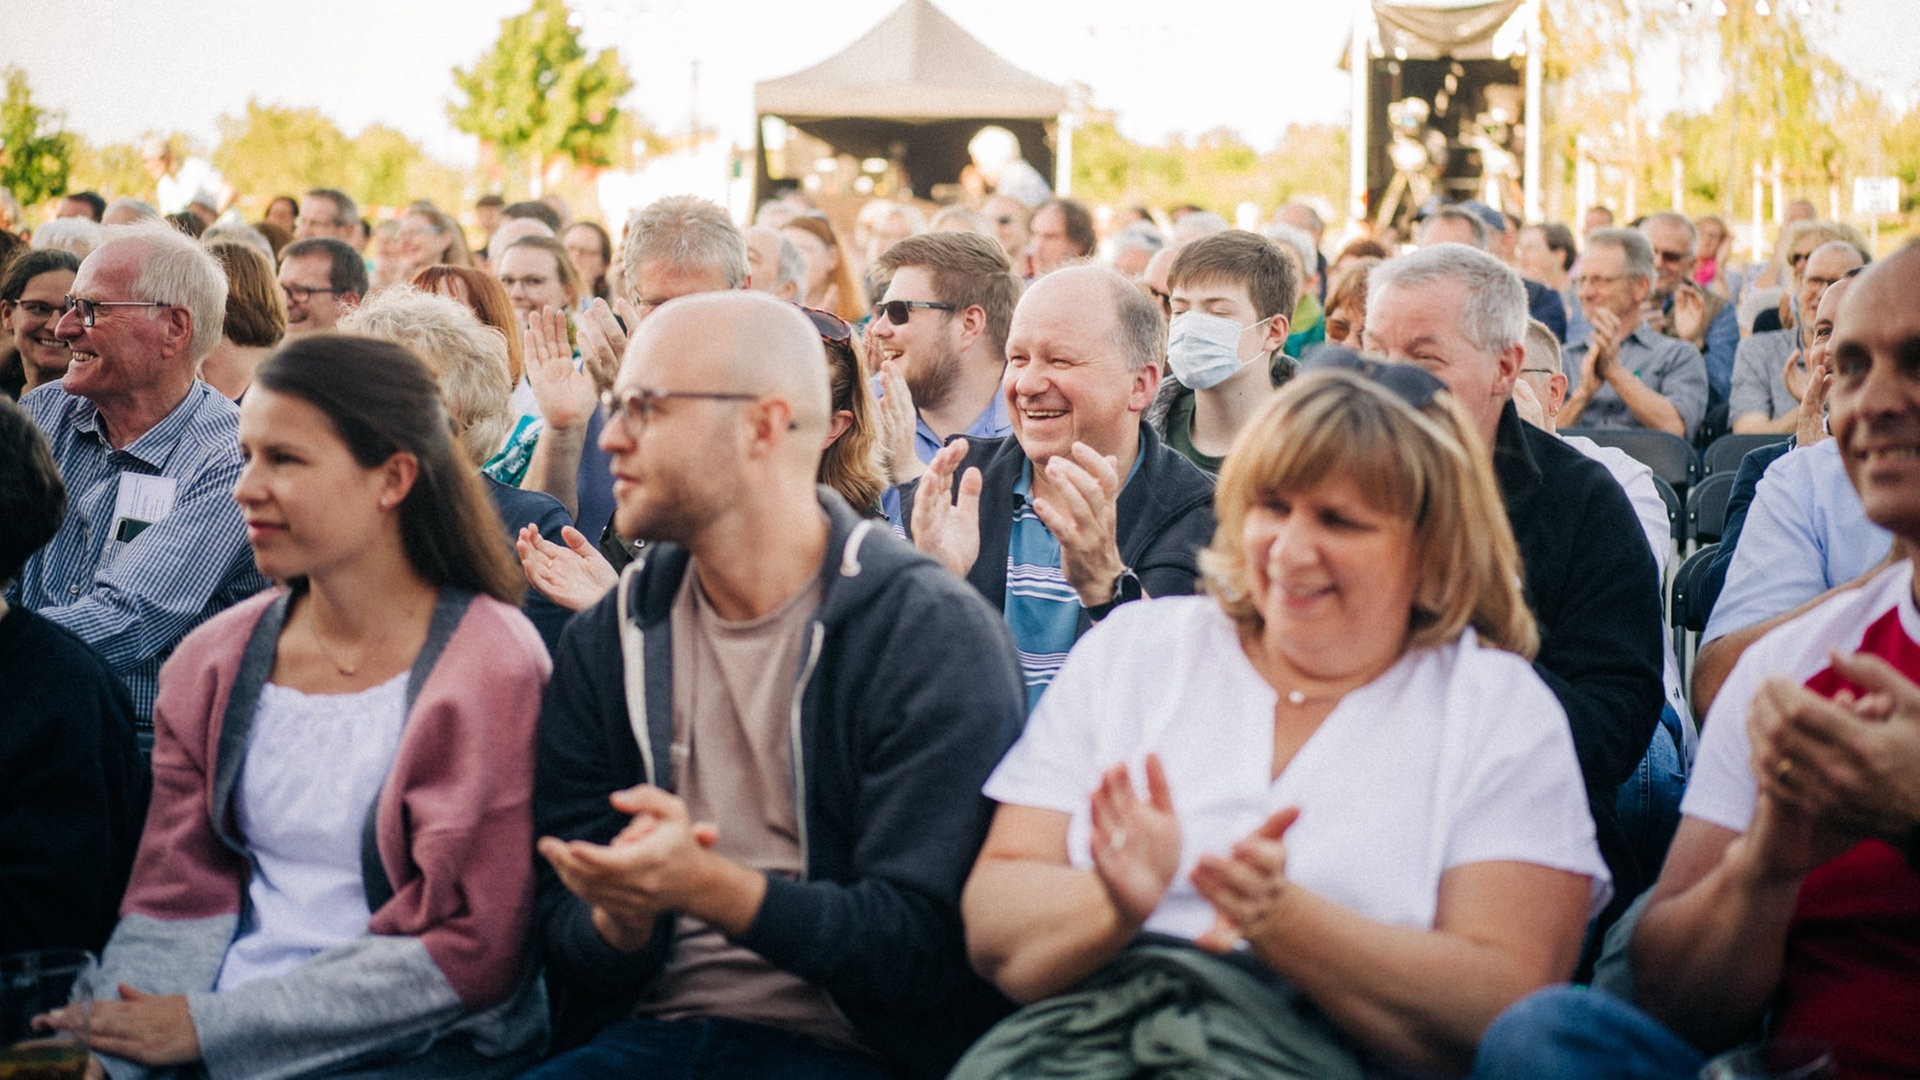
top-left (280, 283), bottom-right (341, 304)
top-left (61, 295), bottom-right (177, 328)
top-left (872, 300), bottom-right (956, 326)
top-left (598, 386), bottom-right (764, 439)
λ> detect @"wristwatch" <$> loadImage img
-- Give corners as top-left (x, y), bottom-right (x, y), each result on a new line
top-left (1083, 567), bottom-right (1143, 622)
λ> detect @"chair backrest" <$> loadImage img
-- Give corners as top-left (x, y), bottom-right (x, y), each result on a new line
top-left (1650, 474), bottom-right (1683, 549)
top-left (1686, 471), bottom-right (1737, 545)
top-left (1703, 432), bottom-right (1789, 477)
top-left (1672, 543), bottom-right (1719, 633)
top-left (1564, 428), bottom-right (1700, 495)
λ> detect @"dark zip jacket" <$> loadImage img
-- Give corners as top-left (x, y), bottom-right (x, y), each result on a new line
top-left (533, 488), bottom-right (1026, 1078)
top-left (901, 422), bottom-right (1217, 631)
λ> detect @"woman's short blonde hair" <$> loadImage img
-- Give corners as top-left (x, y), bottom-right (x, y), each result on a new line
top-left (1201, 368), bottom-right (1538, 658)
top-left (338, 287), bottom-right (511, 470)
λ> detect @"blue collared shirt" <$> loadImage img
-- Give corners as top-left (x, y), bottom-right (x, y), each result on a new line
top-left (882, 390), bottom-right (1013, 527)
top-left (1562, 323), bottom-right (1710, 441)
top-left (10, 381), bottom-right (267, 723)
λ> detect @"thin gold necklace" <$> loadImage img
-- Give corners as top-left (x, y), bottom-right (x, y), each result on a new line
top-left (307, 605), bottom-right (410, 676)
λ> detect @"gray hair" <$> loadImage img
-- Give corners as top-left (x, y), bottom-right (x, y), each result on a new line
top-left (1367, 243), bottom-right (1527, 357)
top-left (201, 223), bottom-right (274, 262)
top-left (1416, 206), bottom-right (1490, 250)
top-left (1639, 210), bottom-right (1696, 248)
top-left (774, 233), bottom-right (805, 295)
top-left (622, 195), bottom-right (747, 294)
top-left (338, 286), bottom-right (511, 469)
top-left (929, 204), bottom-right (995, 237)
top-left (1172, 211), bottom-right (1230, 244)
top-left (1586, 226), bottom-right (1656, 284)
top-left (98, 224), bottom-right (227, 365)
top-left (1109, 223), bottom-right (1165, 258)
top-left (31, 217), bottom-right (103, 259)
top-left (102, 198), bottom-right (162, 226)
top-left (1261, 223), bottom-right (1317, 280)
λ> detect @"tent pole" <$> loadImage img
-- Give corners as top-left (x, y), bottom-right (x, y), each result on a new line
top-left (1055, 113), bottom-right (1074, 197)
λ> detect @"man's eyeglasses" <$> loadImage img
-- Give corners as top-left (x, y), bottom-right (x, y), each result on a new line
top-left (873, 300), bottom-right (955, 326)
top-left (599, 387), bottom-right (761, 438)
top-left (1299, 348), bottom-right (1446, 410)
top-left (1146, 286), bottom-right (1171, 318)
top-left (1654, 249), bottom-right (1689, 265)
top-left (61, 296), bottom-right (176, 328)
top-left (281, 284), bottom-right (340, 304)
top-left (1788, 251), bottom-right (1812, 268)
top-left (1572, 273), bottom-right (1630, 288)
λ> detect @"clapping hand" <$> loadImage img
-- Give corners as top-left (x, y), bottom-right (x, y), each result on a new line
top-left (910, 438), bottom-right (982, 578)
top-left (876, 360), bottom-right (925, 486)
top-left (1032, 443), bottom-right (1125, 608)
top-left (1748, 650), bottom-right (1920, 844)
top-left (577, 297), bottom-right (638, 395)
top-left (524, 306), bottom-right (594, 430)
top-left (1088, 755), bottom-right (1181, 930)
top-left (1191, 807), bottom-right (1302, 954)
top-left (1585, 306), bottom-right (1623, 383)
top-left (1672, 284), bottom-right (1707, 345)
top-left (538, 786), bottom-right (721, 952)
top-left (516, 523), bottom-right (618, 612)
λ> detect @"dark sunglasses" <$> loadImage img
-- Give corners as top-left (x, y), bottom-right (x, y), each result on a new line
top-left (873, 300), bottom-right (956, 326)
top-left (798, 305), bottom-right (852, 342)
top-left (1298, 347), bottom-right (1446, 410)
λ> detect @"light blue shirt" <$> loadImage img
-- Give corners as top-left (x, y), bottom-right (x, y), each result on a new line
top-left (1563, 323), bottom-right (1710, 441)
top-left (1004, 461), bottom-right (1081, 712)
top-left (1703, 439), bottom-right (1895, 642)
top-left (881, 390), bottom-right (1012, 527)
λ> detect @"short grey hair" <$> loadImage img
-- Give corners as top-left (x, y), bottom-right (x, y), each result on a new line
top-left (774, 233), bottom-right (805, 295)
top-left (1261, 223), bottom-right (1317, 280)
top-left (31, 217), bottom-right (103, 259)
top-left (201, 223), bottom-right (274, 262)
top-left (97, 224), bottom-right (227, 365)
top-left (621, 195), bottom-right (747, 294)
top-left (1367, 243), bottom-right (1527, 358)
top-left (339, 287), bottom-right (511, 469)
top-left (102, 198), bottom-right (162, 226)
top-left (1416, 206), bottom-right (1490, 250)
top-left (1586, 226), bottom-right (1656, 284)
top-left (1109, 223), bottom-right (1165, 259)
top-left (1172, 211), bottom-right (1230, 244)
top-left (1639, 210), bottom-right (1696, 248)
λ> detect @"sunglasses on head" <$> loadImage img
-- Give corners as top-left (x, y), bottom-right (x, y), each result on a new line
top-left (1298, 347), bottom-right (1446, 410)
top-left (798, 304), bottom-right (852, 342)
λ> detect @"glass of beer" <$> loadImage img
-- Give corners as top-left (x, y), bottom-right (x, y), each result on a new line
top-left (0, 950), bottom-right (94, 1080)
top-left (1699, 1037), bottom-right (1837, 1080)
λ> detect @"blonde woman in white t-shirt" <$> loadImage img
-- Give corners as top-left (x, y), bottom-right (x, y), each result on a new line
top-left (959, 358), bottom-right (1609, 1077)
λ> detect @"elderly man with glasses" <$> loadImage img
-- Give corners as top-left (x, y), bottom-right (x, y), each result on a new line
top-left (1638, 211), bottom-right (1741, 442)
top-left (1558, 227), bottom-right (1710, 441)
top-left (7, 224), bottom-right (266, 730)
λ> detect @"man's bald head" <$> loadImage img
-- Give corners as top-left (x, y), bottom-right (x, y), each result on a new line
top-left (626, 291), bottom-right (831, 451)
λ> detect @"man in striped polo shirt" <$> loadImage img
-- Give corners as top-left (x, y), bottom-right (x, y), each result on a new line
top-left (904, 264), bottom-right (1216, 710)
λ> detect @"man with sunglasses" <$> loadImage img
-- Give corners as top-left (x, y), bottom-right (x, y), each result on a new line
top-left (1639, 211), bottom-right (1740, 442)
top-left (903, 265), bottom-right (1216, 711)
top-left (8, 224), bottom-right (266, 729)
top-left (530, 291), bottom-right (1024, 1079)
top-left (868, 233), bottom-right (1021, 499)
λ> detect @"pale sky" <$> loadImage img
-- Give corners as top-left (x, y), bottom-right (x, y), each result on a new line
top-left (9, 0), bottom-right (1919, 166)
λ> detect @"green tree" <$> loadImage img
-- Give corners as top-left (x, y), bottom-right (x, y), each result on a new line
top-left (0, 67), bottom-right (75, 208)
top-left (67, 137), bottom-right (151, 201)
top-left (448, 0), bottom-right (634, 195)
top-left (211, 100), bottom-right (351, 211)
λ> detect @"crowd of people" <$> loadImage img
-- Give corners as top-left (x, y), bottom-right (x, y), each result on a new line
top-left (1, 164), bottom-right (1916, 1080)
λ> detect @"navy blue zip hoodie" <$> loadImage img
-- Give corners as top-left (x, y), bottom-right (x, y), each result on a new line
top-left (533, 488), bottom-right (1025, 1078)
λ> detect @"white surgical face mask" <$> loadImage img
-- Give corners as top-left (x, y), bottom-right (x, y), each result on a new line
top-left (1166, 311), bottom-right (1267, 390)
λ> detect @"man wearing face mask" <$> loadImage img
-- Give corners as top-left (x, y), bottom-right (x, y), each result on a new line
top-left (1147, 230), bottom-right (1296, 475)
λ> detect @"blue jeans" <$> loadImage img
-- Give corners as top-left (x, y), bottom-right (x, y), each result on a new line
top-left (516, 1016), bottom-right (897, 1080)
top-left (1616, 704), bottom-right (1689, 880)
top-left (1469, 985), bottom-right (1703, 1080)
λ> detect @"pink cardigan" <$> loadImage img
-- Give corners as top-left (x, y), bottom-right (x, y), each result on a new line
top-left (102, 587), bottom-right (551, 1078)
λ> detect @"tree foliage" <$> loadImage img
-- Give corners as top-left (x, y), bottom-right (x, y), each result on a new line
top-left (448, 0), bottom-right (634, 187)
top-left (1071, 110), bottom-right (1347, 217)
top-left (0, 67), bottom-right (75, 207)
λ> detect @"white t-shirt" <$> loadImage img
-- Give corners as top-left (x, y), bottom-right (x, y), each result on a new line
top-left (1684, 559), bottom-right (1918, 833)
top-left (984, 596), bottom-right (1612, 942)
top-left (216, 671), bottom-right (409, 991)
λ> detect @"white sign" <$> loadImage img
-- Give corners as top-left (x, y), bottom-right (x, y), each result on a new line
top-left (1854, 176), bottom-right (1901, 217)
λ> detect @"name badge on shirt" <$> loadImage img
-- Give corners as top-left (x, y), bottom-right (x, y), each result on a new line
top-left (104, 473), bottom-right (177, 570)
